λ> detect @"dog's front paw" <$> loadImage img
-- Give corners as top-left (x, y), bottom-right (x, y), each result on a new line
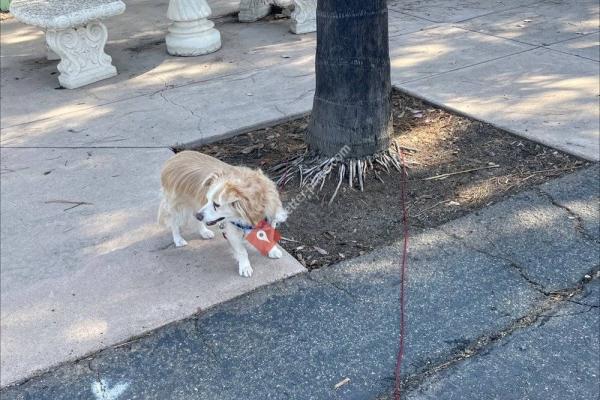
top-left (238, 260), bottom-right (253, 278)
top-left (268, 246), bottom-right (283, 259)
top-left (174, 237), bottom-right (188, 247)
top-left (199, 227), bottom-right (215, 240)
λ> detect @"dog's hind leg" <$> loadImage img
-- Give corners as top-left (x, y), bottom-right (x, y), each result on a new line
top-left (159, 196), bottom-right (188, 247)
top-left (168, 205), bottom-right (189, 247)
top-left (171, 223), bottom-right (188, 247)
top-left (197, 221), bottom-right (215, 240)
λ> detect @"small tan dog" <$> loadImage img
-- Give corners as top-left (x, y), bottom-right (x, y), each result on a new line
top-left (158, 151), bottom-right (287, 277)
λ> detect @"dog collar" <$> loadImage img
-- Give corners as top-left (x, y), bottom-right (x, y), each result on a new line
top-left (227, 217), bottom-right (273, 233)
top-left (229, 220), bottom-right (254, 233)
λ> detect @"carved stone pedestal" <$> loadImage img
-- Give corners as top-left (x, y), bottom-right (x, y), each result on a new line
top-left (239, 0), bottom-right (272, 22)
top-left (239, 0), bottom-right (315, 34)
top-left (166, 0), bottom-right (221, 56)
top-left (290, 0), bottom-right (316, 34)
top-left (46, 22), bottom-right (117, 89)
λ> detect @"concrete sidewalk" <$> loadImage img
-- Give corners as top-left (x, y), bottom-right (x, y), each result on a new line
top-left (1, 0), bottom-right (598, 388)
top-left (0, 147), bottom-right (304, 387)
top-left (2, 167), bottom-right (597, 399)
top-left (1, 0), bottom-right (598, 156)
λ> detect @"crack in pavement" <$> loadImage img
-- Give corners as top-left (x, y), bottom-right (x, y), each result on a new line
top-left (285, 89), bottom-right (315, 105)
top-left (535, 187), bottom-right (599, 244)
top-left (306, 272), bottom-right (357, 300)
top-left (273, 105), bottom-right (287, 117)
top-left (158, 91), bottom-right (203, 122)
top-left (564, 298), bottom-right (600, 309)
top-left (158, 91), bottom-right (206, 134)
top-left (538, 306), bottom-right (595, 320)
top-left (440, 229), bottom-right (548, 294)
top-left (86, 359), bottom-right (105, 397)
top-left (194, 317), bottom-right (220, 363)
top-left (396, 272), bottom-right (600, 397)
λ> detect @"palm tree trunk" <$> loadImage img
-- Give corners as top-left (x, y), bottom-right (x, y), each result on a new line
top-left (272, 0), bottom-right (398, 200)
top-left (306, 0), bottom-right (392, 158)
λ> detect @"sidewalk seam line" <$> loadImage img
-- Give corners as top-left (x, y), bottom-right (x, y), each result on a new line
top-left (452, 25), bottom-right (600, 53)
top-left (450, 0), bottom-right (543, 24)
top-left (451, 25), bottom-right (544, 47)
top-left (389, 0), bottom-right (540, 25)
top-left (387, 8), bottom-right (439, 23)
top-left (542, 46), bottom-right (600, 63)
top-left (395, 46), bottom-right (539, 85)
top-left (388, 23), bottom-right (445, 39)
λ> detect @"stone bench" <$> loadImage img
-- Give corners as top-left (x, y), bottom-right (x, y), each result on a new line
top-left (10, 0), bottom-right (126, 89)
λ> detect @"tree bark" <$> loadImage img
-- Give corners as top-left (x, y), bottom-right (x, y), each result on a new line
top-left (306, 0), bottom-right (392, 158)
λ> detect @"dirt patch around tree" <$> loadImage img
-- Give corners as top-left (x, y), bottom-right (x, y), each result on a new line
top-left (193, 89), bottom-right (590, 269)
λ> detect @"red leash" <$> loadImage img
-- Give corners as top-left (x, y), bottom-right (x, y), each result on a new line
top-left (277, 150), bottom-right (409, 398)
top-left (394, 149), bottom-right (409, 399)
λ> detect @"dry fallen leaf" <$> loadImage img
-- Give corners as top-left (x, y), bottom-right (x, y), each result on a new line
top-left (314, 246), bottom-right (328, 255)
top-left (241, 144), bottom-right (263, 154)
top-left (334, 377), bottom-right (350, 389)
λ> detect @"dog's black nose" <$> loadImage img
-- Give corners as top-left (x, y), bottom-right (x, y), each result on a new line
top-left (195, 212), bottom-right (204, 221)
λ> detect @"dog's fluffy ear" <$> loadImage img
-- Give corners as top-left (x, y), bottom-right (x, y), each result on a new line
top-left (201, 171), bottom-right (221, 189)
top-left (224, 183), bottom-right (261, 225)
top-left (232, 198), bottom-right (256, 225)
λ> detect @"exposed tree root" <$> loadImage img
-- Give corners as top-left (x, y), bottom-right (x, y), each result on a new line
top-left (270, 142), bottom-right (414, 204)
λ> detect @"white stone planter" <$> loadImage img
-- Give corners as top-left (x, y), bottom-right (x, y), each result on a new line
top-left (166, 0), bottom-right (222, 57)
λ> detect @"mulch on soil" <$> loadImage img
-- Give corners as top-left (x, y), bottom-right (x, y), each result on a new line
top-left (195, 89), bottom-right (589, 269)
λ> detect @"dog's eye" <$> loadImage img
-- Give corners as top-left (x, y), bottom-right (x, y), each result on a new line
top-left (213, 202), bottom-right (220, 210)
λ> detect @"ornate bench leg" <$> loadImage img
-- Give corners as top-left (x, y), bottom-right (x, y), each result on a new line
top-left (239, 0), bottom-right (272, 22)
top-left (290, 0), bottom-right (316, 34)
top-left (45, 22), bottom-right (117, 89)
top-left (166, 0), bottom-right (221, 56)
top-left (42, 30), bottom-right (60, 60)
top-left (46, 44), bottom-right (60, 61)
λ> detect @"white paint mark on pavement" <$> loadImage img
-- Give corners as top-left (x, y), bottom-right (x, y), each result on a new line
top-left (91, 379), bottom-right (130, 400)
